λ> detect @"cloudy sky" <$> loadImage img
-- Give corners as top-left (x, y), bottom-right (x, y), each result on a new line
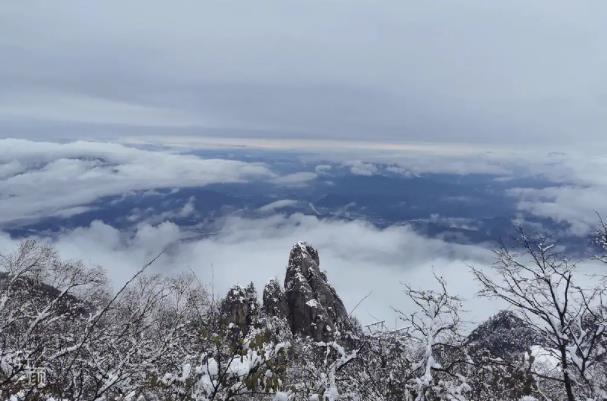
top-left (1, 1), bottom-right (606, 147)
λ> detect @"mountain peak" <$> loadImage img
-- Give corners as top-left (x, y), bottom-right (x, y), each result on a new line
top-left (284, 242), bottom-right (351, 340)
top-left (288, 241), bottom-right (320, 271)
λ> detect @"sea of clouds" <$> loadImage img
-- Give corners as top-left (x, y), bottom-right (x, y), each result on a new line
top-left (1, 138), bottom-right (606, 325)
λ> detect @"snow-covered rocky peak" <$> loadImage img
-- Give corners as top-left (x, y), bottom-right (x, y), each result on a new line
top-left (218, 243), bottom-right (353, 341)
top-left (288, 241), bottom-right (320, 274)
top-left (283, 242), bottom-right (351, 340)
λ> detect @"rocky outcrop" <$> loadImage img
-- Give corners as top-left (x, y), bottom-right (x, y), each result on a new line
top-left (468, 310), bottom-right (542, 357)
top-left (283, 241), bottom-right (351, 340)
top-left (220, 242), bottom-right (352, 340)
top-left (263, 278), bottom-right (288, 319)
top-left (220, 283), bottom-right (259, 333)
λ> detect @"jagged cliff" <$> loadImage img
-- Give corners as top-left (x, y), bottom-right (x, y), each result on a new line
top-left (220, 282), bottom-right (259, 332)
top-left (282, 241), bottom-right (351, 340)
top-left (221, 241), bottom-right (352, 340)
top-left (262, 278), bottom-right (288, 319)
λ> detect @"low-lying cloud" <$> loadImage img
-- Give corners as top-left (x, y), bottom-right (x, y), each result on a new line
top-left (0, 213), bottom-right (499, 326)
top-left (508, 153), bottom-right (607, 235)
top-left (0, 139), bottom-right (277, 224)
top-left (3, 137), bottom-right (607, 237)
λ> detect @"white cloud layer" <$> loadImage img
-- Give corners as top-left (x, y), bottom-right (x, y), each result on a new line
top-left (0, 139), bottom-right (275, 224)
top-left (508, 153), bottom-right (607, 235)
top-left (3, 137), bottom-right (607, 236)
top-left (258, 199), bottom-right (299, 213)
top-left (271, 172), bottom-right (318, 186)
top-left (0, 214), bottom-right (500, 326)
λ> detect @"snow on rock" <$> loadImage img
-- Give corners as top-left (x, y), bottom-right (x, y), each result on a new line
top-left (306, 299), bottom-right (319, 308)
top-left (528, 345), bottom-right (560, 372)
top-left (220, 283), bottom-right (259, 333)
top-left (274, 391), bottom-right (291, 401)
top-left (283, 242), bottom-right (352, 340)
top-left (263, 278), bottom-right (289, 319)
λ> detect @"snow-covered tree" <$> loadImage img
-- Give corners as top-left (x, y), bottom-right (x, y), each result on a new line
top-left (396, 275), bottom-right (470, 401)
top-left (0, 240), bottom-right (106, 399)
top-left (473, 231), bottom-right (607, 401)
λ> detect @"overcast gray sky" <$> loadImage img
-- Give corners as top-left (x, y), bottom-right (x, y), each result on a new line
top-left (1, 1), bottom-right (606, 146)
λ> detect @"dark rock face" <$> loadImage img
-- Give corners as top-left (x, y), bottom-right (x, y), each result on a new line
top-left (263, 278), bottom-right (288, 319)
top-left (283, 242), bottom-right (351, 340)
top-left (219, 243), bottom-right (352, 340)
top-left (220, 283), bottom-right (259, 333)
top-left (468, 310), bottom-right (542, 357)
